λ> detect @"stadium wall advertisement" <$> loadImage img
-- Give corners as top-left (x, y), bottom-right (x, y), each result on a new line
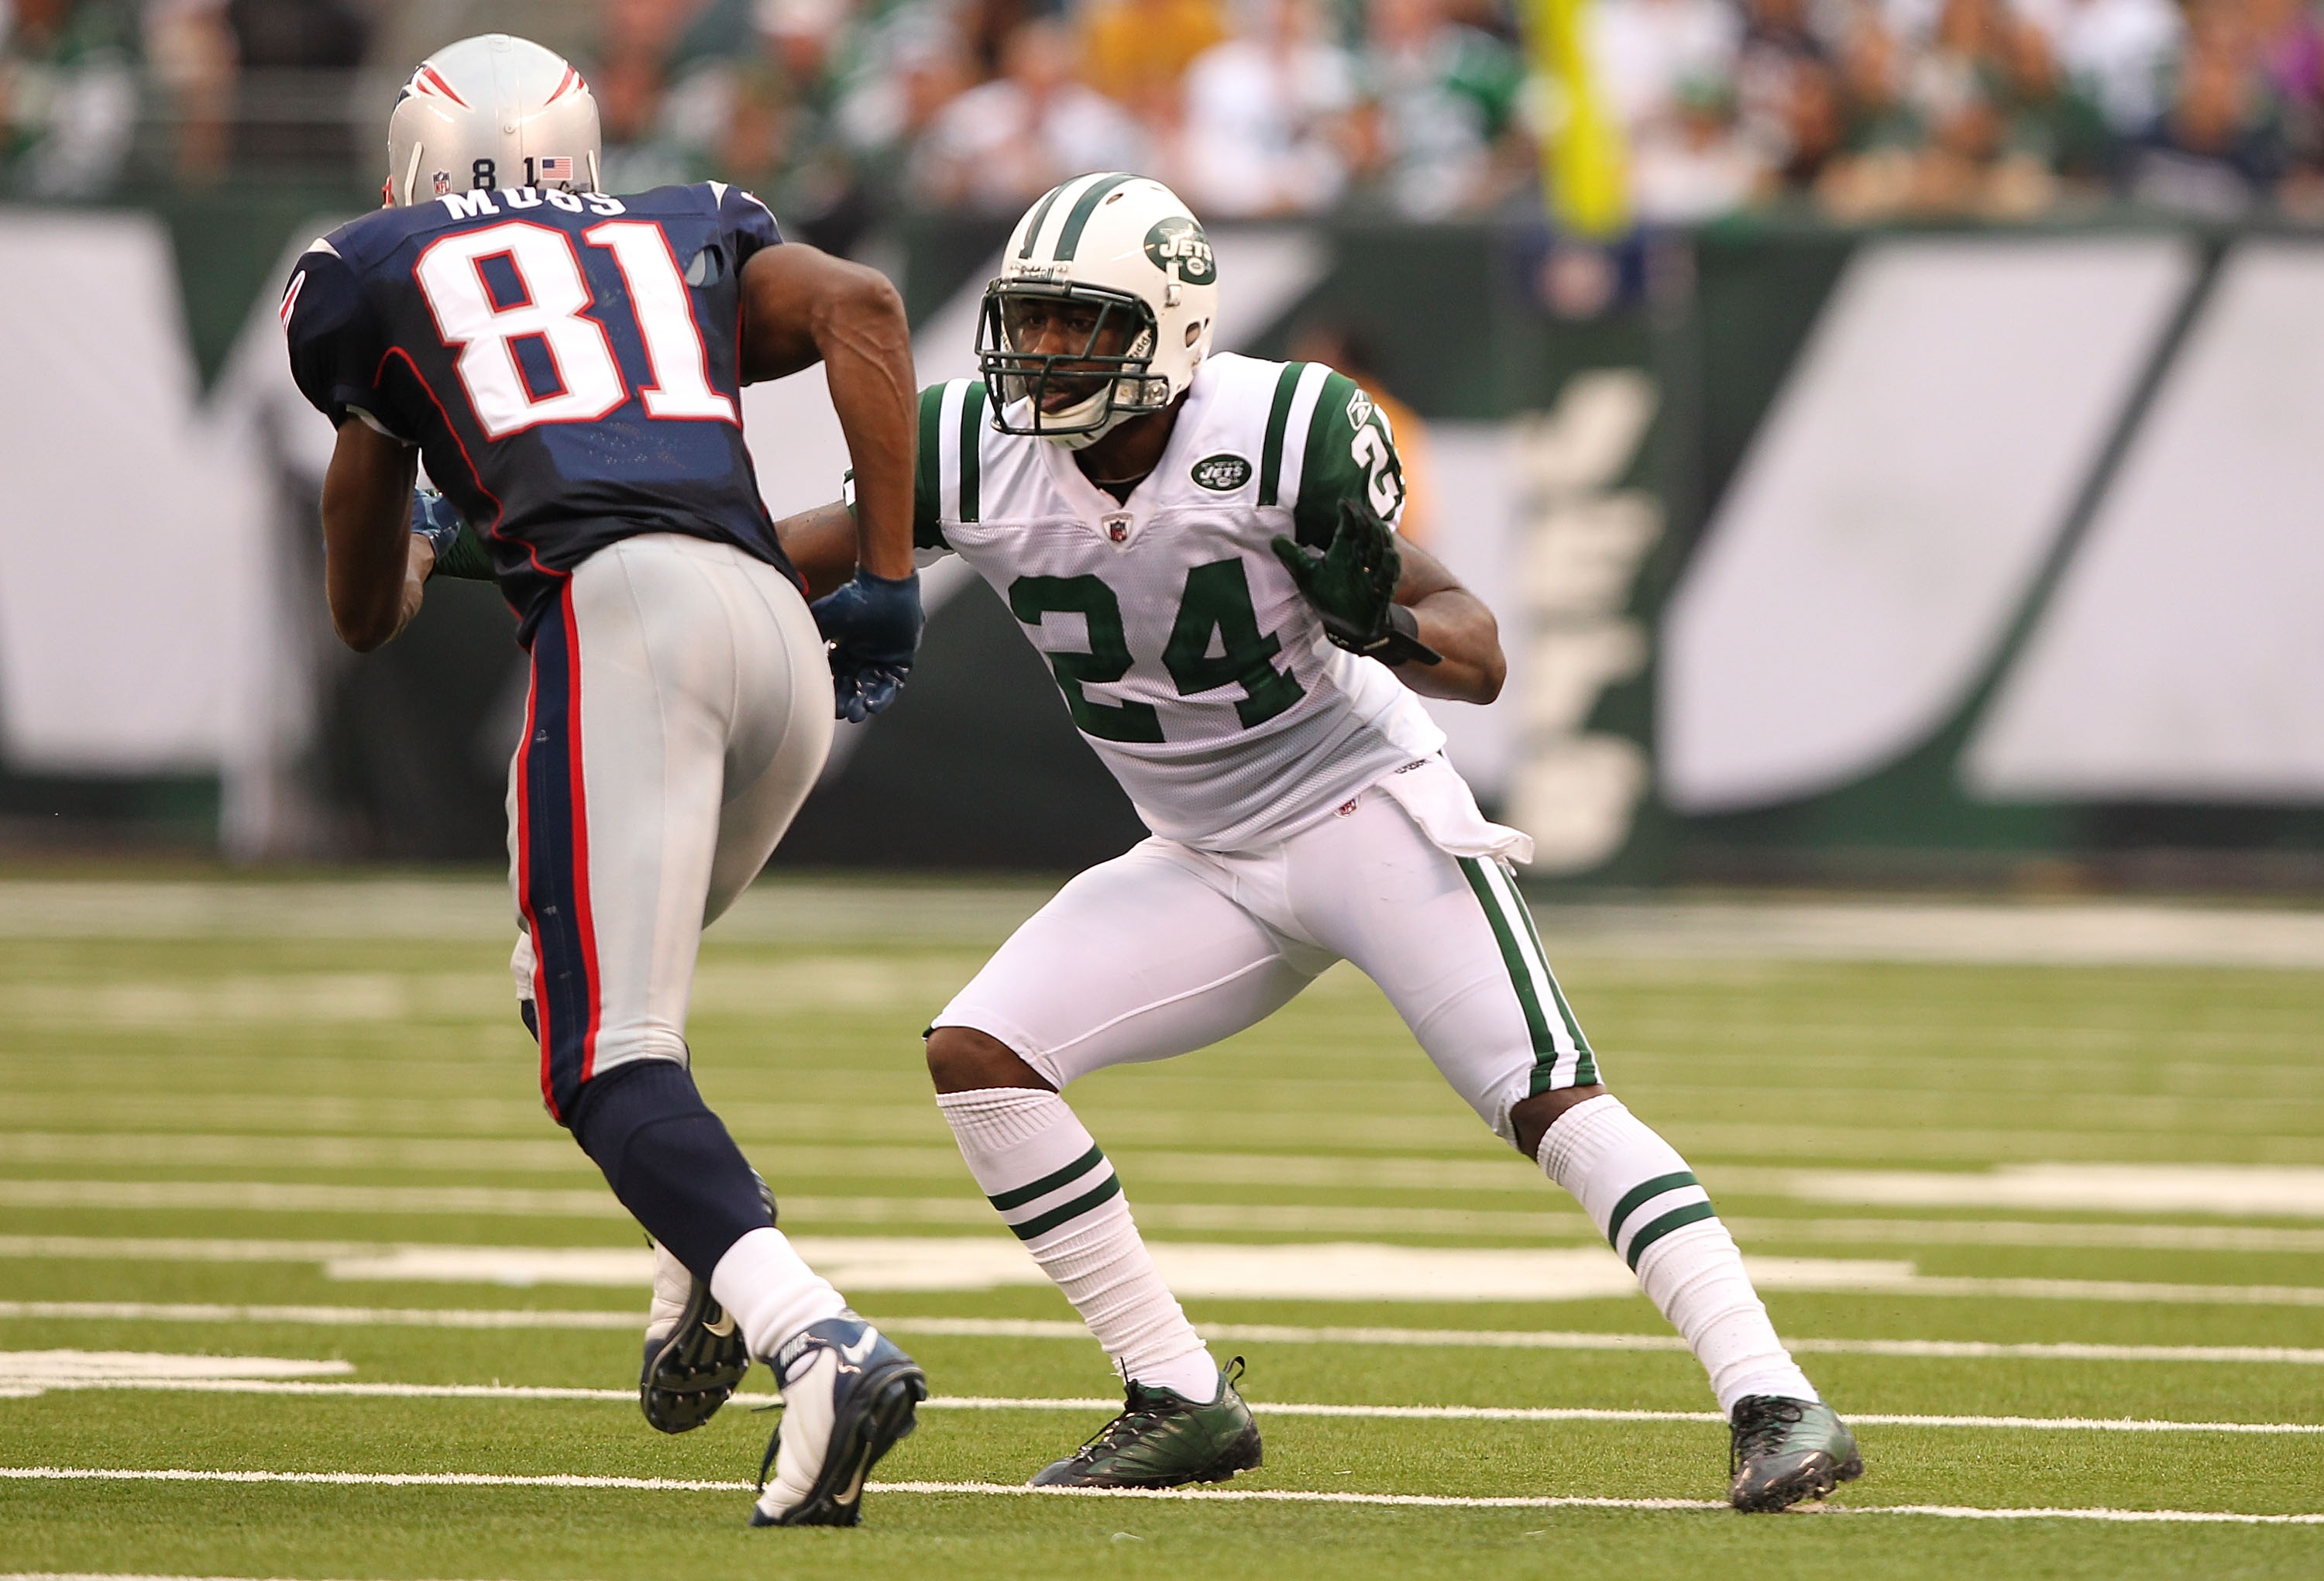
top-left (0, 198), bottom-right (2317, 885)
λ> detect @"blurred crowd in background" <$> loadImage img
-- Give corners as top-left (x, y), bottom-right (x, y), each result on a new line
top-left (4, 0), bottom-right (2322, 227)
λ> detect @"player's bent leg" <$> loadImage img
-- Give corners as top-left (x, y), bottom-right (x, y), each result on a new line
top-left (1293, 794), bottom-right (1858, 1511)
top-left (927, 845), bottom-right (1311, 1486)
top-left (516, 539), bottom-right (919, 1514)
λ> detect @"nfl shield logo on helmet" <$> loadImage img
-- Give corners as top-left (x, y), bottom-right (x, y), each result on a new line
top-left (431, 170), bottom-right (452, 196)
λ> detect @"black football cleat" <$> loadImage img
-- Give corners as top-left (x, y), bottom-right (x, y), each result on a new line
top-left (1029, 1359), bottom-right (1262, 1489)
top-left (1728, 1395), bottom-right (1863, 1512)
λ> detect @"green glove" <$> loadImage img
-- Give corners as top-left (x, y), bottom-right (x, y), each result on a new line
top-left (1270, 497), bottom-right (1439, 666)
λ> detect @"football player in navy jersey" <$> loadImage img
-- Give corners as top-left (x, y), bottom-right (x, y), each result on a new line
top-left (284, 33), bottom-right (927, 1528)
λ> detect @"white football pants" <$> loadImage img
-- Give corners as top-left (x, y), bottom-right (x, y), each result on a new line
top-left (933, 770), bottom-right (1595, 1143)
top-left (505, 533), bottom-right (832, 1121)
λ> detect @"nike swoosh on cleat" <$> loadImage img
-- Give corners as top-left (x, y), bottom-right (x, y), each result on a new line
top-left (839, 1332), bottom-right (878, 1364)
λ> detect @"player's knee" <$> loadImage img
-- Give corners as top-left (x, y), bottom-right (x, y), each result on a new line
top-left (1511, 1084), bottom-right (1610, 1161)
top-left (926, 1026), bottom-right (1055, 1094)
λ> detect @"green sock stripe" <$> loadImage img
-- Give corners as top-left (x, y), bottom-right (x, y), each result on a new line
top-left (1052, 174), bottom-right (1136, 260)
top-left (1007, 1174), bottom-right (1123, 1240)
top-left (1605, 1170), bottom-right (1699, 1247)
top-left (1458, 858), bottom-right (1555, 1058)
top-left (1624, 1201), bottom-right (1720, 1270)
top-left (1505, 877), bottom-right (1596, 1082)
top-left (957, 380), bottom-right (987, 522)
top-left (987, 1143), bottom-right (1106, 1212)
top-left (1257, 362), bottom-right (1305, 507)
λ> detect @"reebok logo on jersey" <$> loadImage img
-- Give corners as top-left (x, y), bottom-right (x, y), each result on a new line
top-left (1346, 387), bottom-right (1376, 429)
top-left (1191, 453), bottom-right (1251, 492)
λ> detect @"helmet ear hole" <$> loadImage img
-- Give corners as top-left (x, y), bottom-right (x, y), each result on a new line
top-left (1184, 319), bottom-right (1205, 347)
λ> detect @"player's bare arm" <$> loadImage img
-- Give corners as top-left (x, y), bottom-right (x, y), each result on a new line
top-left (321, 418), bottom-right (421, 652)
top-left (1390, 538), bottom-right (1504, 706)
top-left (737, 243), bottom-right (916, 580)
top-left (767, 501), bottom-right (859, 600)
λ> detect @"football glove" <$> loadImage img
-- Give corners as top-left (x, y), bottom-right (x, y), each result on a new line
top-left (409, 489), bottom-right (493, 581)
top-left (811, 567), bottom-right (923, 723)
top-left (1270, 497), bottom-right (1439, 667)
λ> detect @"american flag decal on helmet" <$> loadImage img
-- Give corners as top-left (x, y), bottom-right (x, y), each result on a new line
top-left (538, 156), bottom-right (574, 183)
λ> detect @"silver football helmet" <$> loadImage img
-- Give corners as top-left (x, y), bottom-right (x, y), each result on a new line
top-left (385, 34), bottom-right (601, 207)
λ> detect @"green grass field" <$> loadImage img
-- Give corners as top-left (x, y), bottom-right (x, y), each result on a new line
top-left (2, 878), bottom-right (2321, 1579)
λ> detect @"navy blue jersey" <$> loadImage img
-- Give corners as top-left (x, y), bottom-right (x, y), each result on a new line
top-left (284, 181), bottom-right (798, 644)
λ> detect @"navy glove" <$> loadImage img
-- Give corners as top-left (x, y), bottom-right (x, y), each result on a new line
top-left (1270, 497), bottom-right (1440, 667)
top-left (810, 567), bottom-right (924, 723)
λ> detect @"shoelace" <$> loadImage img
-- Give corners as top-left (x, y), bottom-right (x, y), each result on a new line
top-left (1728, 1397), bottom-right (1808, 1474)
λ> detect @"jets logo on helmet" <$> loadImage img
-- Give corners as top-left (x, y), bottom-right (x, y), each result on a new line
top-left (1143, 217), bottom-right (1215, 286)
top-left (385, 34), bottom-right (602, 208)
top-left (977, 174), bottom-right (1220, 449)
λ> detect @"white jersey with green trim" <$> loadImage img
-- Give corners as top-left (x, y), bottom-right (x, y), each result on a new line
top-left (914, 352), bottom-right (1447, 852)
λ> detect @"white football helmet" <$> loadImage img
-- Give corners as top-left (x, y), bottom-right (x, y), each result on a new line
top-left (977, 173), bottom-right (1219, 449)
top-left (385, 34), bottom-right (601, 208)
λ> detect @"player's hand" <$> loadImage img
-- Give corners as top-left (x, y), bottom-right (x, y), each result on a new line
top-left (810, 567), bottom-right (924, 723)
top-left (1270, 498), bottom-right (1440, 667)
top-left (409, 489), bottom-right (463, 582)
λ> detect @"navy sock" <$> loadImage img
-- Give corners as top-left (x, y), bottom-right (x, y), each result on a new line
top-left (569, 1060), bottom-right (773, 1283)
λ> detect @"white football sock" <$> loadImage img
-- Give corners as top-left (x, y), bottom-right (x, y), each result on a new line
top-left (1538, 1095), bottom-right (1819, 1415)
top-left (709, 1226), bottom-right (848, 1364)
top-left (940, 1086), bottom-right (1219, 1402)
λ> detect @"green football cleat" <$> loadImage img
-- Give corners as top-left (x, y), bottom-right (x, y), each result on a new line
top-left (1030, 1360), bottom-right (1263, 1490)
top-left (1728, 1395), bottom-right (1864, 1512)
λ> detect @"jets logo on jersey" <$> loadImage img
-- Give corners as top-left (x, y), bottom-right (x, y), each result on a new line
top-left (1191, 453), bottom-right (1251, 492)
top-left (1143, 216), bottom-right (1215, 286)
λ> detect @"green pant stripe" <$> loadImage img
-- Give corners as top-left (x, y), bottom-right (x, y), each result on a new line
top-left (1606, 1170), bottom-right (1699, 1248)
top-left (1458, 858), bottom-right (1555, 1058)
top-left (1624, 1201), bottom-right (1720, 1270)
top-left (987, 1143), bottom-right (1105, 1212)
top-left (1504, 875), bottom-right (1597, 1084)
top-left (1007, 1174), bottom-right (1123, 1240)
top-left (957, 380), bottom-right (987, 522)
top-left (1257, 362), bottom-right (1305, 507)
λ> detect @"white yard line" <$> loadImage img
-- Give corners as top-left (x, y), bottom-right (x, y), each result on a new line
top-left (12, 1373), bottom-right (2322, 1434)
top-left (3, 1466), bottom-right (2320, 1524)
top-left (9, 1302), bottom-right (2324, 1365)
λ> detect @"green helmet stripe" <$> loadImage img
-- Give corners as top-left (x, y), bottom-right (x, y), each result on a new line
top-left (1051, 172), bottom-right (1138, 261)
top-left (1016, 180), bottom-right (1071, 259)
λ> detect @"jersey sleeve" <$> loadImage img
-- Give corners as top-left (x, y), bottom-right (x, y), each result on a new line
top-left (714, 183), bottom-right (784, 272)
top-left (1291, 369), bottom-right (1407, 548)
top-left (282, 239), bottom-right (408, 440)
top-left (911, 383), bottom-right (951, 553)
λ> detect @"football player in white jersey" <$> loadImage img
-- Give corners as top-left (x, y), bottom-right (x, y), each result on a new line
top-left (765, 172), bottom-right (1862, 1512)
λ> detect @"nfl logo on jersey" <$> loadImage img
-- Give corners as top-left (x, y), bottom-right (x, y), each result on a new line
top-left (1103, 513), bottom-right (1130, 543)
